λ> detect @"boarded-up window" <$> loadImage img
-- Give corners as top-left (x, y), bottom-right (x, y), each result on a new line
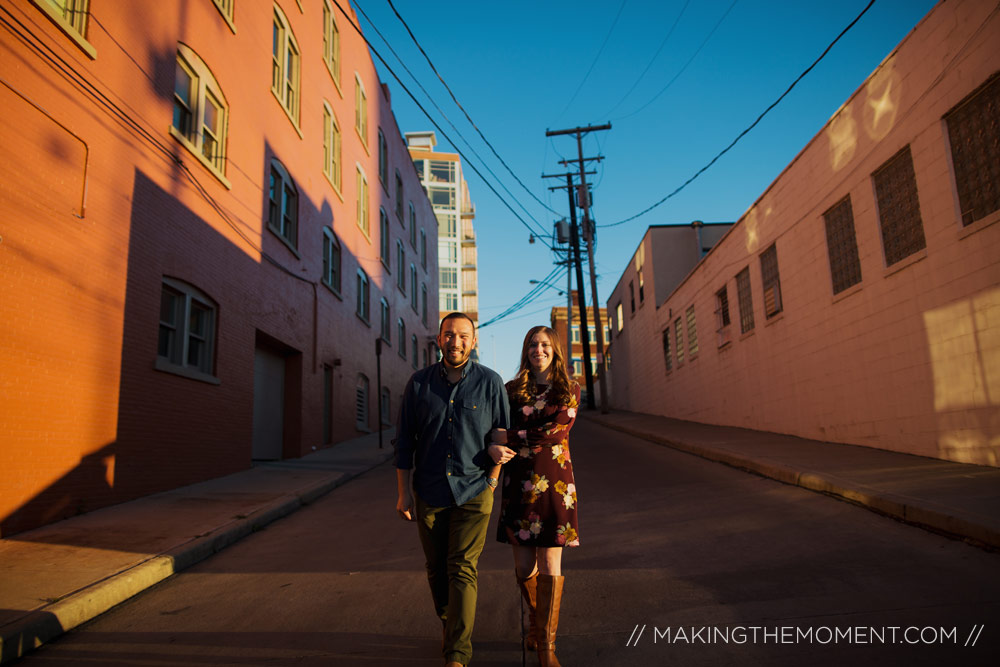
top-left (686, 306), bottom-right (699, 357)
top-left (662, 329), bottom-right (672, 372)
top-left (945, 72), bottom-right (1000, 227)
top-left (760, 243), bottom-right (782, 318)
top-left (736, 267), bottom-right (755, 334)
top-left (823, 195), bottom-right (862, 294)
top-left (674, 317), bottom-right (684, 366)
top-left (355, 374), bottom-right (369, 430)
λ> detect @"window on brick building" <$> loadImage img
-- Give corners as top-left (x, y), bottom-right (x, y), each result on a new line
top-left (380, 208), bottom-right (391, 269)
top-left (398, 319), bottom-right (407, 359)
top-left (629, 281), bottom-right (635, 314)
top-left (356, 374), bottom-right (369, 430)
top-left (638, 269), bottom-right (645, 304)
top-left (616, 302), bottom-right (623, 333)
top-left (378, 129), bottom-right (388, 186)
top-left (158, 278), bottom-right (217, 379)
top-left (322, 0), bottom-right (341, 87)
top-left (716, 286), bottom-right (731, 329)
top-left (760, 243), bottom-right (783, 319)
top-left (172, 44), bottom-right (228, 180)
top-left (674, 317), bottom-right (684, 366)
top-left (322, 227), bottom-right (341, 295)
top-left (396, 171), bottom-right (405, 221)
top-left (411, 334), bottom-right (418, 369)
top-left (421, 284), bottom-right (428, 325)
top-left (380, 298), bottom-right (390, 343)
top-left (322, 102), bottom-right (342, 193)
top-left (420, 227), bottom-right (427, 269)
top-left (272, 5), bottom-right (300, 126)
top-left (410, 264), bottom-right (418, 311)
top-left (409, 205), bottom-right (417, 246)
top-left (736, 267), bottom-right (755, 334)
top-left (686, 306), bottom-right (699, 357)
top-left (662, 328), bottom-right (672, 372)
top-left (268, 160), bottom-right (298, 250)
top-left (356, 269), bottom-right (370, 324)
top-left (873, 145), bottom-right (926, 266)
top-left (822, 195), bottom-right (862, 294)
top-left (31, 0), bottom-right (94, 56)
top-left (397, 241), bottom-right (406, 293)
top-left (356, 166), bottom-right (369, 236)
top-left (355, 74), bottom-right (368, 146)
top-left (945, 73), bottom-right (1000, 227)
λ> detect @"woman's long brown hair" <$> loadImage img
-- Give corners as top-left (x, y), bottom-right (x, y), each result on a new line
top-left (508, 326), bottom-right (573, 407)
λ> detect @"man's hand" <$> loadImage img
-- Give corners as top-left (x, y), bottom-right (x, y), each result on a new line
top-left (488, 443), bottom-right (516, 465)
top-left (397, 493), bottom-right (414, 521)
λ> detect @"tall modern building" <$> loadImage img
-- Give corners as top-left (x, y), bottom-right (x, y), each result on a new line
top-left (406, 132), bottom-right (479, 341)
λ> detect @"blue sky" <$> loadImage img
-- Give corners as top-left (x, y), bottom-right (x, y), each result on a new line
top-left (354, 0), bottom-right (939, 380)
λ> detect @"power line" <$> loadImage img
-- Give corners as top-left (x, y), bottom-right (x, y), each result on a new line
top-left (553, 0), bottom-right (629, 123)
top-left (383, 0), bottom-right (561, 218)
top-left (353, 2), bottom-right (547, 232)
top-left (332, 0), bottom-right (554, 248)
top-left (480, 264), bottom-right (566, 328)
top-left (602, 0), bottom-right (878, 228)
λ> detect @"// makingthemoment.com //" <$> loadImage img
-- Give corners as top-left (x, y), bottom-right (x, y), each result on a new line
top-left (625, 624), bottom-right (985, 647)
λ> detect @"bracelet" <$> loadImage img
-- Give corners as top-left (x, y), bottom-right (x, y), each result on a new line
top-left (486, 477), bottom-right (498, 489)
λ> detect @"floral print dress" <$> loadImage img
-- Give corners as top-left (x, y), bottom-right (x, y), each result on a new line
top-left (497, 381), bottom-right (581, 548)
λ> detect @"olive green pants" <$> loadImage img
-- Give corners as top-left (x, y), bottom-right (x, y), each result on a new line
top-left (415, 488), bottom-right (493, 665)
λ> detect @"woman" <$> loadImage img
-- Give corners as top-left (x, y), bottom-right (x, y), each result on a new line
top-left (496, 325), bottom-right (580, 667)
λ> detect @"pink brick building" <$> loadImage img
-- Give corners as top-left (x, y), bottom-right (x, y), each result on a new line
top-left (0, 0), bottom-right (438, 536)
top-left (606, 0), bottom-right (1000, 467)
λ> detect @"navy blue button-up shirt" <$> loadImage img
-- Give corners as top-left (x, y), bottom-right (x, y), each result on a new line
top-left (395, 361), bottom-right (510, 507)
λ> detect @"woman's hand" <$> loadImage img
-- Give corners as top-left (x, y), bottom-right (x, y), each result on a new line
top-left (488, 443), bottom-right (517, 465)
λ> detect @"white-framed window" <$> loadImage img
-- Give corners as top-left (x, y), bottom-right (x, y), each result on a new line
top-left (411, 334), bottom-right (418, 369)
top-left (441, 267), bottom-right (457, 290)
top-left (444, 293), bottom-right (459, 311)
top-left (380, 207), bottom-right (391, 269)
top-left (157, 278), bottom-right (217, 380)
top-left (420, 228), bottom-right (427, 269)
top-left (378, 128), bottom-right (388, 186)
top-left (30, 0), bottom-right (95, 58)
top-left (322, 101), bottom-right (342, 192)
top-left (397, 241), bottom-right (406, 292)
top-left (356, 374), bottom-right (369, 430)
top-left (322, 0), bottom-right (341, 87)
top-left (354, 73), bottom-right (368, 146)
top-left (398, 318), bottom-right (407, 359)
top-left (380, 298), bottom-right (390, 342)
top-left (572, 325), bottom-right (580, 344)
top-left (268, 159), bottom-right (298, 250)
top-left (172, 44), bottom-right (229, 182)
top-left (410, 264), bottom-right (418, 311)
top-left (322, 227), bottom-right (341, 295)
top-left (356, 268), bottom-right (370, 323)
top-left (356, 165), bottom-right (369, 236)
top-left (271, 5), bottom-right (300, 126)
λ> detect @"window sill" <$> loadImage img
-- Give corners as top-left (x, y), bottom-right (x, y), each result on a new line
top-left (355, 127), bottom-right (370, 155)
top-left (883, 248), bottom-right (927, 278)
top-left (325, 61), bottom-right (343, 97)
top-left (155, 358), bottom-right (221, 385)
top-left (831, 281), bottom-right (863, 304)
top-left (322, 281), bottom-right (342, 300)
top-left (356, 312), bottom-right (371, 327)
top-left (31, 0), bottom-right (97, 59)
top-left (267, 224), bottom-right (302, 259)
top-left (764, 311), bottom-right (784, 327)
top-left (271, 90), bottom-right (303, 139)
top-left (169, 127), bottom-right (232, 189)
top-left (739, 328), bottom-right (756, 341)
top-left (957, 208), bottom-right (1000, 240)
top-left (358, 223), bottom-right (371, 243)
top-left (324, 172), bottom-right (344, 202)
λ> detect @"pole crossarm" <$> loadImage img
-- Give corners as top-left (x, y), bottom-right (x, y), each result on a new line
top-left (545, 123), bottom-right (612, 137)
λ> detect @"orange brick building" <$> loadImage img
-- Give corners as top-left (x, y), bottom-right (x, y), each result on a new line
top-left (0, 0), bottom-right (438, 536)
top-left (606, 0), bottom-right (1000, 467)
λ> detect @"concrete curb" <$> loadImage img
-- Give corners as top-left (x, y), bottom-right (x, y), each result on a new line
top-left (583, 414), bottom-right (1000, 551)
top-left (0, 449), bottom-right (394, 665)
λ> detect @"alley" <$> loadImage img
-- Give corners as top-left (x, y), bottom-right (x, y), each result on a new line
top-left (20, 418), bottom-right (999, 666)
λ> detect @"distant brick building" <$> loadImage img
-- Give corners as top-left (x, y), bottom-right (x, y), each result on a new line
top-left (0, 0), bottom-right (438, 536)
top-left (549, 291), bottom-right (610, 382)
top-left (606, 0), bottom-right (1000, 467)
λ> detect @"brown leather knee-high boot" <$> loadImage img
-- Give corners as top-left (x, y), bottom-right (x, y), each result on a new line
top-left (517, 572), bottom-right (538, 650)
top-left (535, 574), bottom-right (564, 667)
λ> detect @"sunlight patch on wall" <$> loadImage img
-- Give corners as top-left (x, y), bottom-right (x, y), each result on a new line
top-left (864, 59), bottom-right (902, 142)
top-left (827, 107), bottom-right (858, 172)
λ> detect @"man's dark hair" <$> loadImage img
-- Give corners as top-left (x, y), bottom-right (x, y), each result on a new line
top-left (439, 311), bottom-right (476, 334)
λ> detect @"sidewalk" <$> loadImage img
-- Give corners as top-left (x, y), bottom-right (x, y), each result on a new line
top-left (0, 430), bottom-right (395, 664)
top-left (583, 410), bottom-right (1000, 551)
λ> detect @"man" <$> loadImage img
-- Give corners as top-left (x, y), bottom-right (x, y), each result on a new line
top-left (395, 312), bottom-right (514, 667)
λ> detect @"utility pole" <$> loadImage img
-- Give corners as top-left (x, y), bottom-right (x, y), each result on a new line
top-left (542, 170), bottom-right (597, 408)
top-left (547, 123), bottom-right (611, 413)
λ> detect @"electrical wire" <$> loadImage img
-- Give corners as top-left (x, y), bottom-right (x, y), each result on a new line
top-left (480, 264), bottom-right (566, 328)
top-left (332, 0), bottom-right (555, 249)
top-left (353, 1), bottom-right (547, 232)
top-left (553, 0), bottom-right (629, 124)
top-left (383, 0), bottom-right (562, 217)
top-left (599, 0), bottom-right (692, 120)
top-left (602, 0), bottom-right (879, 228)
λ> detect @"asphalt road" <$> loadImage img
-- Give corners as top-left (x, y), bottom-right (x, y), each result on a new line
top-left (20, 419), bottom-right (1000, 666)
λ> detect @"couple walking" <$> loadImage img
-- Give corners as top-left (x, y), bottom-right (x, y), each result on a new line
top-left (395, 312), bottom-right (581, 666)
